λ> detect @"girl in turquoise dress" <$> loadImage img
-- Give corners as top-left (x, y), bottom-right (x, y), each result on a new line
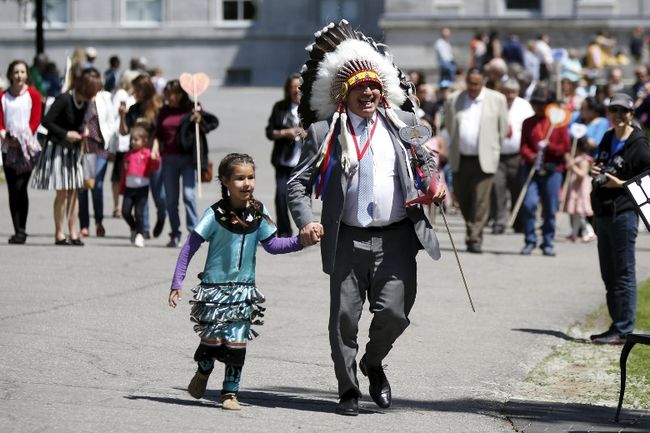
top-left (168, 153), bottom-right (305, 410)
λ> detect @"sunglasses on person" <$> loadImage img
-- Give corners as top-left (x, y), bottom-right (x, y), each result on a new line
top-left (607, 106), bottom-right (631, 114)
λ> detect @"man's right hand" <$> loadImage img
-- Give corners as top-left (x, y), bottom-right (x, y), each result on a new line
top-left (300, 222), bottom-right (323, 246)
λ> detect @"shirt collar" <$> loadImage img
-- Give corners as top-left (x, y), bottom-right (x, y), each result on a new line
top-left (347, 110), bottom-right (377, 129)
top-left (466, 88), bottom-right (485, 103)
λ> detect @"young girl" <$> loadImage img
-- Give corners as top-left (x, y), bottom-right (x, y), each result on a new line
top-left (563, 138), bottom-right (596, 242)
top-left (120, 125), bottom-right (160, 247)
top-left (168, 153), bottom-right (305, 410)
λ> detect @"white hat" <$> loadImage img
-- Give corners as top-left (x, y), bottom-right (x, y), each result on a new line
top-left (85, 47), bottom-right (97, 58)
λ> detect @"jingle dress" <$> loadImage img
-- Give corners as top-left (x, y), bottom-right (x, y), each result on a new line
top-left (189, 199), bottom-right (276, 349)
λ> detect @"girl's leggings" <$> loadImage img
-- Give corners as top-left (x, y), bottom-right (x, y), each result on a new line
top-left (194, 343), bottom-right (245, 394)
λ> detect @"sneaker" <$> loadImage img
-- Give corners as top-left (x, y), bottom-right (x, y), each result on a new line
top-left (582, 233), bottom-right (597, 243)
top-left (541, 246), bottom-right (556, 257)
top-left (520, 243), bottom-right (535, 255)
top-left (134, 233), bottom-right (145, 248)
top-left (187, 370), bottom-right (210, 399)
top-left (221, 393), bottom-right (241, 410)
top-left (130, 230), bottom-right (136, 244)
top-left (166, 235), bottom-right (181, 248)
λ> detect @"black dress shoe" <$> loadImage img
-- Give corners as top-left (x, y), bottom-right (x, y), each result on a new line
top-left (592, 334), bottom-right (626, 345)
top-left (69, 238), bottom-right (84, 246)
top-left (359, 355), bottom-right (391, 409)
top-left (54, 238), bottom-right (70, 246)
top-left (467, 242), bottom-right (482, 254)
top-left (335, 391), bottom-right (359, 416)
top-left (8, 233), bottom-right (26, 244)
top-left (153, 219), bottom-right (165, 238)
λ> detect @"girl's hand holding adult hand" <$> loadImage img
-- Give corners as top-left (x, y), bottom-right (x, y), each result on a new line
top-left (168, 289), bottom-right (182, 308)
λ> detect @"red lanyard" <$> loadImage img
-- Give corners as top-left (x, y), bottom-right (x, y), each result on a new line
top-left (347, 115), bottom-right (379, 161)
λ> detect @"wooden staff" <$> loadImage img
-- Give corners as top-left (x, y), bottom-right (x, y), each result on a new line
top-left (508, 123), bottom-right (556, 227)
top-left (192, 77), bottom-right (202, 199)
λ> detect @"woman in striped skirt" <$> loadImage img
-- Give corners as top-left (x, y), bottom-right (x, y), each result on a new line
top-left (32, 68), bottom-right (101, 245)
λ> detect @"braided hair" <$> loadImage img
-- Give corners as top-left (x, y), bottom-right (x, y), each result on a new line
top-left (218, 153), bottom-right (274, 226)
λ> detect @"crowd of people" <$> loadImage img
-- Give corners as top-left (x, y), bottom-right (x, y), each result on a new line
top-left (3, 23), bottom-right (650, 415)
top-left (0, 48), bottom-right (215, 248)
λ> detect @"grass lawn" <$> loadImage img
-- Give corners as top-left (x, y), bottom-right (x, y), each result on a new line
top-left (624, 278), bottom-right (650, 406)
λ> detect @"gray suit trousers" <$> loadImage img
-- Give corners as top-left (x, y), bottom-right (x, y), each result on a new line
top-left (329, 222), bottom-right (419, 397)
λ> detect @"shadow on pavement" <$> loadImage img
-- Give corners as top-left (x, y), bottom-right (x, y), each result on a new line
top-left (503, 399), bottom-right (650, 432)
top-left (512, 328), bottom-right (591, 343)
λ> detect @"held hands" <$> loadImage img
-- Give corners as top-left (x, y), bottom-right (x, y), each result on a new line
top-left (168, 289), bottom-right (182, 308)
top-left (299, 222), bottom-right (323, 247)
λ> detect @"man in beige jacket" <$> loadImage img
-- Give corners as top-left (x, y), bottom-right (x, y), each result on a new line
top-left (444, 67), bottom-right (508, 253)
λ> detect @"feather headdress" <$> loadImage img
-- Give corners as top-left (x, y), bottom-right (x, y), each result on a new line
top-left (297, 20), bottom-right (414, 195)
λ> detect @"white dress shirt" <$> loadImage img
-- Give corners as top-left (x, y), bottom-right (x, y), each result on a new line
top-left (502, 97), bottom-right (534, 155)
top-left (342, 111), bottom-right (407, 227)
top-left (458, 89), bottom-right (485, 156)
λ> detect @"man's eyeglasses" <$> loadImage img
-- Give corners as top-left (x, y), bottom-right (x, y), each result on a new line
top-left (608, 107), bottom-right (631, 114)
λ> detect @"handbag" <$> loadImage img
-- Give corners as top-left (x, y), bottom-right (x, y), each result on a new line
top-left (201, 159), bottom-right (213, 183)
top-left (81, 139), bottom-right (97, 189)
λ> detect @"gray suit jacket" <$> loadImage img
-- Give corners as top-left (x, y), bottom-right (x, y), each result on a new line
top-left (287, 108), bottom-right (441, 275)
top-left (444, 88), bottom-right (508, 174)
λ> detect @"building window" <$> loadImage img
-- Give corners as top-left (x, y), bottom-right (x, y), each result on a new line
top-left (22, 0), bottom-right (68, 27)
top-left (320, 0), bottom-right (358, 22)
top-left (505, 0), bottom-right (541, 9)
top-left (221, 0), bottom-right (256, 21)
top-left (125, 0), bottom-right (162, 23)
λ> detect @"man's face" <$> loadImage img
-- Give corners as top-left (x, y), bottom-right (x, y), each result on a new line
top-left (346, 82), bottom-right (382, 118)
top-left (466, 73), bottom-right (483, 99)
top-left (503, 89), bottom-right (518, 107)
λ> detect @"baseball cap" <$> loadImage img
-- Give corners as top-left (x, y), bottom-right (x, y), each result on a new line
top-left (608, 93), bottom-right (634, 110)
top-left (85, 47), bottom-right (98, 58)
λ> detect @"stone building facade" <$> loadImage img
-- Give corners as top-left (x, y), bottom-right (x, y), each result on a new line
top-left (0, 0), bottom-right (648, 86)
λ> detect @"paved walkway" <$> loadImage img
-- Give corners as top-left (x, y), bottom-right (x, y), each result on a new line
top-left (1, 88), bottom-right (649, 432)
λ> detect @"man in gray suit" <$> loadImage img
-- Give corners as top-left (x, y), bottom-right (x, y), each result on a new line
top-left (288, 24), bottom-right (446, 416)
top-left (444, 67), bottom-right (508, 253)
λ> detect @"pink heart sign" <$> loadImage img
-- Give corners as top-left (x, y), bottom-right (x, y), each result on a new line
top-left (179, 72), bottom-right (210, 99)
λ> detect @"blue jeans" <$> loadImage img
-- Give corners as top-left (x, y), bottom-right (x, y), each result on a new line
top-left (143, 162), bottom-right (166, 232)
top-left (79, 155), bottom-right (108, 228)
top-left (521, 169), bottom-right (562, 249)
top-left (595, 211), bottom-right (639, 335)
top-left (162, 154), bottom-right (198, 238)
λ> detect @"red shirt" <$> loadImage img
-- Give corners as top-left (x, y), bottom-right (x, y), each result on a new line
top-left (0, 85), bottom-right (42, 133)
top-left (156, 105), bottom-right (188, 156)
top-left (520, 114), bottom-right (570, 172)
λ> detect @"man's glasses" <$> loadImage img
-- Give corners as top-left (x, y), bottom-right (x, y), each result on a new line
top-left (608, 107), bottom-right (631, 114)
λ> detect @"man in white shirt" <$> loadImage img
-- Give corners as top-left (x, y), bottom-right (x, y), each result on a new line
top-left (492, 79), bottom-right (535, 234)
top-left (289, 24), bottom-right (445, 416)
top-left (434, 27), bottom-right (456, 84)
top-left (444, 68), bottom-right (509, 252)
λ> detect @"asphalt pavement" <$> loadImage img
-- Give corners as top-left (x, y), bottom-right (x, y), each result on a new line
top-left (1, 87), bottom-right (649, 432)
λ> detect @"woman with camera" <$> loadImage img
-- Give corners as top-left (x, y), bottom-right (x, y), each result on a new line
top-left (590, 93), bottom-right (650, 345)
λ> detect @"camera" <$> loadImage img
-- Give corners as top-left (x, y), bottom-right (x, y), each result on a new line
top-left (592, 155), bottom-right (625, 187)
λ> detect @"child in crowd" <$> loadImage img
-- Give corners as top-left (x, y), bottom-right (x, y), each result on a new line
top-left (564, 138), bottom-right (596, 242)
top-left (168, 153), bottom-right (305, 410)
top-left (120, 125), bottom-right (160, 247)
